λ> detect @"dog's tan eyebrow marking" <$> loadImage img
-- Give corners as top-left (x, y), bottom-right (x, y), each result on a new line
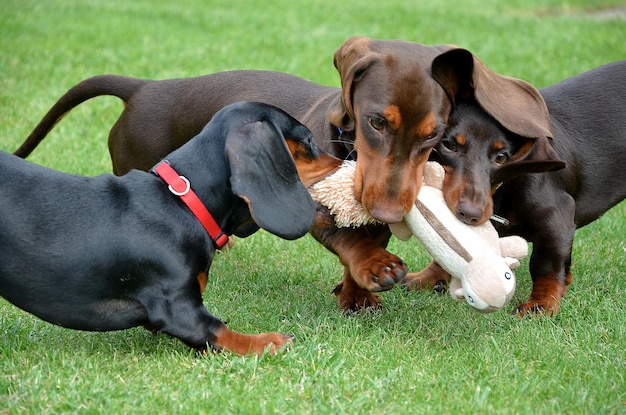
top-left (415, 112), bottom-right (436, 138)
top-left (455, 133), bottom-right (466, 146)
top-left (383, 105), bottom-right (402, 130)
top-left (493, 140), bottom-right (505, 151)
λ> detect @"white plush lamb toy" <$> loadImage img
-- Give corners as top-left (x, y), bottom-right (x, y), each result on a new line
top-left (310, 160), bottom-right (528, 313)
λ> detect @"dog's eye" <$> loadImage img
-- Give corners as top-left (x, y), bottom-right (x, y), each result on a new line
top-left (441, 138), bottom-right (458, 152)
top-left (370, 116), bottom-right (387, 131)
top-left (494, 151), bottom-right (510, 164)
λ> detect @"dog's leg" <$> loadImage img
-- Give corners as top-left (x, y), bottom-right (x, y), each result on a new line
top-left (161, 306), bottom-right (292, 355)
top-left (513, 235), bottom-right (574, 317)
top-left (515, 270), bottom-right (572, 317)
top-left (513, 197), bottom-right (576, 317)
top-left (311, 225), bottom-right (407, 311)
top-left (213, 326), bottom-right (293, 355)
top-left (146, 283), bottom-right (292, 355)
top-left (401, 261), bottom-right (451, 293)
top-left (332, 268), bottom-right (383, 312)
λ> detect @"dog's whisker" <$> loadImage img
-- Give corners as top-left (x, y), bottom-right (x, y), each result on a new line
top-left (490, 214), bottom-right (510, 226)
top-left (328, 138), bottom-right (355, 147)
top-left (344, 149), bottom-right (357, 161)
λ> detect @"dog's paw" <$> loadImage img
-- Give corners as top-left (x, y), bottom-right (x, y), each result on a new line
top-left (253, 332), bottom-right (294, 355)
top-left (401, 261), bottom-right (451, 293)
top-left (513, 276), bottom-right (569, 317)
top-left (349, 248), bottom-right (407, 292)
top-left (214, 328), bottom-right (293, 355)
top-left (513, 299), bottom-right (561, 317)
top-left (332, 280), bottom-right (382, 312)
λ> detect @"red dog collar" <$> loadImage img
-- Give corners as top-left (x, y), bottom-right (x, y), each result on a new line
top-left (152, 161), bottom-right (229, 249)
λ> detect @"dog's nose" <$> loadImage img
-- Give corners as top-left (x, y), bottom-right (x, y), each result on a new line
top-left (456, 202), bottom-right (483, 225)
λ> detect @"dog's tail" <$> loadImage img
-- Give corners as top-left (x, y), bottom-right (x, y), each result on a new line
top-left (14, 75), bottom-right (148, 158)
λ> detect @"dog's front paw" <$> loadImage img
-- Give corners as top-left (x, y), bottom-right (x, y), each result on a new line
top-left (401, 261), bottom-right (451, 293)
top-left (252, 332), bottom-right (294, 355)
top-left (513, 276), bottom-right (570, 317)
top-left (349, 247), bottom-right (407, 292)
top-left (513, 299), bottom-right (561, 317)
top-left (214, 327), bottom-right (293, 355)
top-left (332, 280), bottom-right (382, 312)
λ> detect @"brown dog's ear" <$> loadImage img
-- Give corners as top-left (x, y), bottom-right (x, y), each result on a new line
top-left (433, 48), bottom-right (553, 143)
top-left (493, 136), bottom-right (566, 183)
top-left (431, 47), bottom-right (475, 107)
top-left (471, 56), bottom-right (553, 144)
top-left (433, 47), bottom-right (562, 169)
top-left (327, 36), bottom-right (381, 131)
top-left (225, 121), bottom-right (316, 240)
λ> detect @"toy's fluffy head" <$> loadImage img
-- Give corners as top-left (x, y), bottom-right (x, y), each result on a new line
top-left (309, 161), bottom-right (380, 228)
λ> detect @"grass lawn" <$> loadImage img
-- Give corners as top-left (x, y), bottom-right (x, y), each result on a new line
top-left (1, 0), bottom-right (625, 413)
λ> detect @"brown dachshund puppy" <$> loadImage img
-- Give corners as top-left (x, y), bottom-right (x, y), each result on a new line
top-left (404, 60), bottom-right (626, 316)
top-left (1, 102), bottom-right (340, 355)
top-left (14, 37), bottom-right (555, 311)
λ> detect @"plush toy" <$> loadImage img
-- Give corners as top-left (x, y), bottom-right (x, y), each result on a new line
top-left (309, 160), bottom-right (528, 313)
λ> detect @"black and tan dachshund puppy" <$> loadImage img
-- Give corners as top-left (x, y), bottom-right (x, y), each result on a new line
top-left (0, 102), bottom-right (340, 355)
top-left (404, 61), bottom-right (626, 316)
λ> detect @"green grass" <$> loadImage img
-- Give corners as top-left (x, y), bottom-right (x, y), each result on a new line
top-left (1, 0), bottom-right (625, 413)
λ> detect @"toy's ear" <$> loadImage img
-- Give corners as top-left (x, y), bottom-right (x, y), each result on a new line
top-left (449, 277), bottom-right (465, 301)
top-left (327, 36), bottom-right (381, 131)
top-left (225, 121), bottom-right (316, 240)
top-left (423, 161), bottom-right (446, 188)
top-left (504, 257), bottom-right (521, 269)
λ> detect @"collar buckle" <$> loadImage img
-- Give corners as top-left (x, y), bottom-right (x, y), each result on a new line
top-left (152, 161), bottom-right (228, 249)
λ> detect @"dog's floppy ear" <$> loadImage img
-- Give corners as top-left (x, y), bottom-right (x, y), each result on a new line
top-left (225, 121), bottom-right (316, 240)
top-left (472, 56), bottom-right (553, 145)
top-left (327, 36), bottom-right (381, 131)
top-left (493, 137), bottom-right (566, 183)
top-left (431, 47), bottom-right (475, 107)
top-left (433, 47), bottom-right (563, 169)
top-left (433, 48), bottom-right (552, 143)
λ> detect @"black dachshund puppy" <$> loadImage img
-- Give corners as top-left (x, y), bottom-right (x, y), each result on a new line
top-left (0, 102), bottom-right (341, 354)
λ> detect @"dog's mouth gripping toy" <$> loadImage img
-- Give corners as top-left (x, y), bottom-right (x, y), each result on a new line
top-left (310, 160), bottom-right (528, 313)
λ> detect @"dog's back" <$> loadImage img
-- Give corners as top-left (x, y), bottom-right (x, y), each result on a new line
top-left (0, 152), bottom-right (172, 330)
top-left (541, 60), bottom-right (626, 226)
top-left (109, 71), bottom-right (341, 174)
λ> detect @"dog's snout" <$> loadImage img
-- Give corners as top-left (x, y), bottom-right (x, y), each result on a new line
top-left (456, 202), bottom-right (483, 225)
top-left (368, 204), bottom-right (406, 224)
